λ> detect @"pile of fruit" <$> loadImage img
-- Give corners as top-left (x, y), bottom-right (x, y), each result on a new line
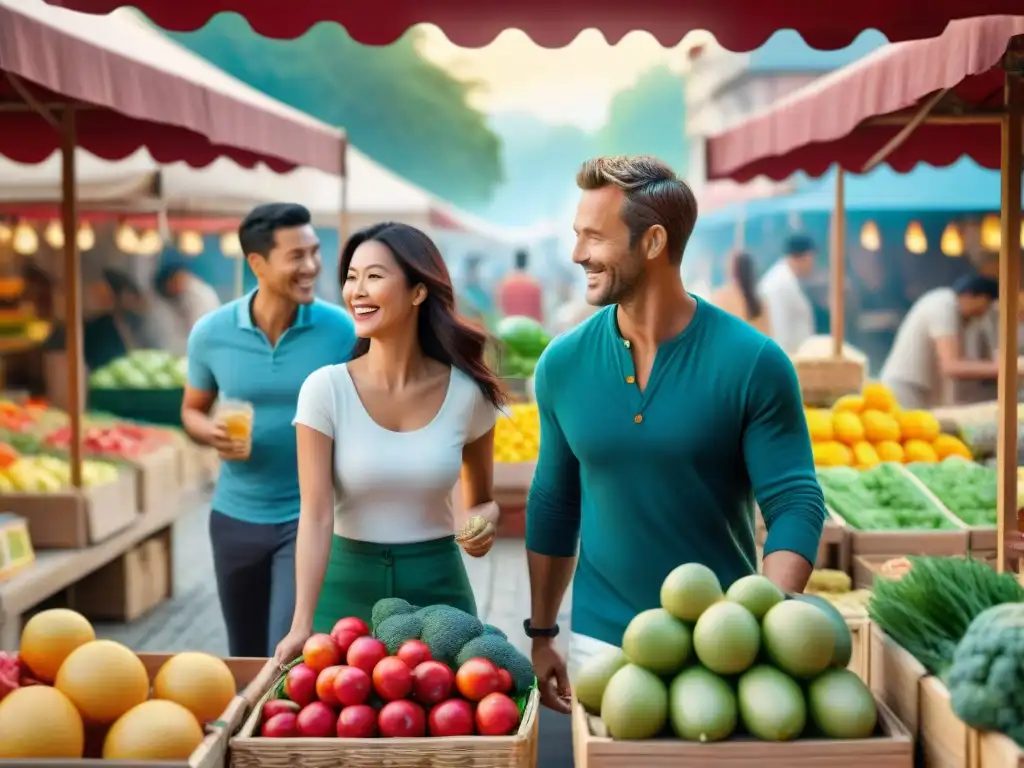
top-left (494, 403), bottom-right (540, 463)
top-left (807, 382), bottom-right (972, 468)
top-left (0, 451), bottom-right (118, 492)
top-left (260, 600), bottom-right (534, 739)
top-left (44, 422), bottom-right (170, 461)
top-left (906, 458), bottom-right (997, 527)
top-left (0, 400), bottom-right (45, 433)
top-left (89, 349), bottom-right (187, 390)
top-left (817, 464), bottom-right (958, 531)
top-left (575, 565), bottom-right (877, 742)
top-left (805, 569), bottom-right (870, 615)
top-left (496, 316), bottom-right (551, 379)
top-left (0, 609), bottom-right (238, 759)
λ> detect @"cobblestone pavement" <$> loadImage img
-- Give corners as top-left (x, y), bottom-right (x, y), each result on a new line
top-left (95, 502), bottom-right (573, 657)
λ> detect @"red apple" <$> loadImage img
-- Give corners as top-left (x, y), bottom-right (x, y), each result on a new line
top-left (495, 668), bottom-right (513, 694)
top-left (378, 699), bottom-right (426, 738)
top-left (372, 656), bottom-right (413, 701)
top-left (347, 636), bottom-right (388, 677)
top-left (475, 693), bottom-right (520, 736)
top-left (428, 698), bottom-right (475, 737)
top-left (455, 658), bottom-right (501, 702)
top-left (302, 633), bottom-right (342, 674)
top-left (261, 712), bottom-right (298, 737)
top-left (396, 639), bottom-right (432, 669)
top-left (333, 665), bottom-right (372, 707)
top-left (332, 617), bottom-right (370, 637)
top-left (316, 665), bottom-right (344, 706)
top-left (296, 701), bottom-right (337, 737)
top-left (262, 699), bottom-right (301, 721)
top-left (412, 660), bottom-right (455, 705)
top-left (330, 629), bottom-right (362, 658)
top-left (336, 704), bottom-right (378, 738)
top-left (284, 663), bottom-right (318, 707)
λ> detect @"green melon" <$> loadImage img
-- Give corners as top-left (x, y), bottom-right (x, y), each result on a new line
top-left (761, 599), bottom-right (835, 679)
top-left (661, 563), bottom-right (723, 622)
top-left (692, 601), bottom-right (760, 675)
top-left (668, 666), bottom-right (737, 742)
top-left (726, 574), bottom-right (785, 620)
top-left (600, 664), bottom-right (668, 740)
top-left (574, 647), bottom-right (629, 714)
top-left (738, 665), bottom-right (806, 741)
top-left (792, 593), bottom-right (853, 669)
top-left (808, 668), bottom-right (878, 739)
top-left (621, 609), bottom-right (691, 676)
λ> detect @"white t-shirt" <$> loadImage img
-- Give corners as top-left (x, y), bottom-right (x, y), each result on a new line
top-left (293, 364), bottom-right (497, 544)
top-left (758, 259), bottom-right (815, 355)
top-left (880, 287), bottom-right (959, 393)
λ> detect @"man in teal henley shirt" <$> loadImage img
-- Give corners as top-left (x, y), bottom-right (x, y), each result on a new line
top-left (525, 156), bottom-right (826, 713)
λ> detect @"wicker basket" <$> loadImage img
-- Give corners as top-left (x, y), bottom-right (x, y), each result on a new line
top-left (230, 673), bottom-right (540, 768)
top-left (793, 357), bottom-right (865, 407)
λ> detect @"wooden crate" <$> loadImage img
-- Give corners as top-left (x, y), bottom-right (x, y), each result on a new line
top-left (920, 675), bottom-right (974, 768)
top-left (897, 461), bottom-right (999, 554)
top-left (131, 444), bottom-right (182, 515)
top-left (978, 732), bottom-right (1024, 768)
top-left (869, 625), bottom-right (927, 736)
top-left (818, 516), bottom-right (851, 573)
top-left (572, 695), bottom-right (912, 768)
top-left (0, 654), bottom-right (278, 768)
top-left (231, 678), bottom-right (540, 768)
top-left (846, 615), bottom-right (870, 685)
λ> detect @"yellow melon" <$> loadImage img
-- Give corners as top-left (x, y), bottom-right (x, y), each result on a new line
top-left (0, 685), bottom-right (84, 758)
top-left (19, 609), bottom-right (95, 683)
top-left (154, 652), bottom-right (236, 724)
top-left (103, 700), bottom-right (204, 760)
top-left (55, 640), bottom-right (149, 725)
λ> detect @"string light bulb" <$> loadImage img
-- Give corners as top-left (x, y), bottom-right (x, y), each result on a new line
top-left (178, 230), bottom-right (204, 257)
top-left (904, 221), bottom-right (928, 255)
top-left (12, 222), bottom-right (38, 256)
top-left (219, 231), bottom-right (242, 258)
top-left (859, 221), bottom-right (881, 252)
top-left (114, 222), bottom-right (139, 254)
top-left (940, 223), bottom-right (964, 257)
top-left (0, 223), bottom-right (11, 246)
top-left (77, 221), bottom-right (95, 252)
top-left (43, 220), bottom-right (64, 249)
top-left (980, 214), bottom-right (1001, 252)
top-left (136, 229), bottom-right (164, 256)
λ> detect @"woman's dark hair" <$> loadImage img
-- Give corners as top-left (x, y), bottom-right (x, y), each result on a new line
top-left (340, 222), bottom-right (506, 409)
top-left (731, 252), bottom-right (763, 320)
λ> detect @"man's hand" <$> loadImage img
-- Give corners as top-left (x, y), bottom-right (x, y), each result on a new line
top-left (532, 638), bottom-right (571, 714)
top-left (204, 422), bottom-right (248, 461)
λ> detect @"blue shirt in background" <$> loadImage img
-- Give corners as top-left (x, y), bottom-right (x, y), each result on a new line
top-left (187, 291), bottom-right (356, 524)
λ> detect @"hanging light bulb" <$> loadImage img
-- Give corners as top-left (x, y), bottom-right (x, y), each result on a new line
top-left (115, 222), bottom-right (139, 254)
top-left (860, 221), bottom-right (881, 252)
top-left (1020, 220), bottom-right (1024, 249)
top-left (219, 231), bottom-right (242, 258)
top-left (905, 221), bottom-right (928, 254)
top-left (178, 230), bottom-right (204, 257)
top-left (43, 219), bottom-right (64, 249)
top-left (77, 221), bottom-right (95, 252)
top-left (12, 222), bottom-right (38, 256)
top-left (0, 223), bottom-right (11, 246)
top-left (980, 214), bottom-right (1001, 252)
top-left (940, 223), bottom-right (964, 257)
top-left (135, 228), bottom-right (164, 256)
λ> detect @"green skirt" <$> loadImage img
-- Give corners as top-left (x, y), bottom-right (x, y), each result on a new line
top-left (313, 535), bottom-right (477, 633)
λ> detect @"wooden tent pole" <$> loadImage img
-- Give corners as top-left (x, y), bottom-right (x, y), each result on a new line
top-left (830, 167), bottom-right (847, 357)
top-left (996, 70), bottom-right (1023, 574)
top-left (59, 105), bottom-right (83, 488)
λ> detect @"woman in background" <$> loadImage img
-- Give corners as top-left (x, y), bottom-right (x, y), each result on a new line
top-left (274, 222), bottom-right (503, 663)
top-left (711, 251), bottom-right (771, 335)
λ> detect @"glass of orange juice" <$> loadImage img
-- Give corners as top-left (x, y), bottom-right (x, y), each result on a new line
top-left (216, 398), bottom-right (254, 458)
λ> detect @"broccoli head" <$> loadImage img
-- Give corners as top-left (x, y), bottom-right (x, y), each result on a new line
top-left (455, 634), bottom-right (535, 693)
top-left (947, 602), bottom-right (1024, 746)
top-left (417, 605), bottom-right (484, 664)
top-left (482, 624), bottom-right (507, 639)
top-left (371, 597), bottom-right (416, 634)
top-left (376, 613), bottom-right (425, 655)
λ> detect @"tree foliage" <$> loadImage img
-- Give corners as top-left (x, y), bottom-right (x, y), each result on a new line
top-left (597, 66), bottom-right (687, 173)
top-left (170, 18), bottom-right (503, 205)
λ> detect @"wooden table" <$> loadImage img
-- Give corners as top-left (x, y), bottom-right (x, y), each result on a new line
top-left (0, 492), bottom-right (195, 649)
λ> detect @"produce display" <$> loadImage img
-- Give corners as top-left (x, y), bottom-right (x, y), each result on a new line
top-left (258, 600), bottom-right (534, 739)
top-left (88, 349), bottom-right (187, 390)
top-left (0, 609), bottom-right (238, 759)
top-left (494, 403), bottom-right (540, 463)
top-left (807, 381), bottom-right (972, 468)
top-left (805, 569), bottom-right (870, 615)
top-left (496, 316), bottom-right (551, 379)
top-left (0, 450), bottom-right (118, 492)
top-left (907, 458), bottom-right (997, 526)
top-left (817, 463), bottom-right (958, 530)
top-left (44, 422), bottom-right (171, 461)
top-left (575, 564), bottom-right (877, 743)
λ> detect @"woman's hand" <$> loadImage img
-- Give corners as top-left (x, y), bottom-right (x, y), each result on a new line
top-left (273, 627), bottom-right (310, 667)
top-left (457, 501), bottom-right (498, 558)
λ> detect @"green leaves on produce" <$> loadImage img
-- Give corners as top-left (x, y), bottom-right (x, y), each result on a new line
top-left (817, 464), bottom-right (957, 530)
top-left (867, 556), bottom-right (1024, 678)
top-left (907, 459), bottom-right (997, 526)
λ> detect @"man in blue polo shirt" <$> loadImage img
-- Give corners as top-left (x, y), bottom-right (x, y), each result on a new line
top-left (182, 203), bottom-right (355, 657)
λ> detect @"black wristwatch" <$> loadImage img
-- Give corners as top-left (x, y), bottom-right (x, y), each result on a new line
top-left (523, 619), bottom-right (560, 639)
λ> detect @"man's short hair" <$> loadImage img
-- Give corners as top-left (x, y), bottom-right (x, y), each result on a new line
top-left (953, 274), bottom-right (999, 300)
top-left (576, 155), bottom-right (698, 267)
top-left (785, 233), bottom-right (815, 256)
top-left (238, 203), bottom-right (312, 258)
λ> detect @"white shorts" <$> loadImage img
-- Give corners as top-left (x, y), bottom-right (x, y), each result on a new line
top-left (567, 632), bottom-right (619, 680)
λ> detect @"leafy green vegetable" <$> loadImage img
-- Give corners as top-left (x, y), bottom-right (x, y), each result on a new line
top-left (868, 556), bottom-right (1024, 676)
top-left (817, 464), bottom-right (957, 530)
top-left (947, 602), bottom-right (1024, 745)
top-left (907, 459), bottom-right (997, 526)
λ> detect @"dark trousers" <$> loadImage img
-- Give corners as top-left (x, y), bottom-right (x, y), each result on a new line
top-left (209, 510), bottom-right (298, 657)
